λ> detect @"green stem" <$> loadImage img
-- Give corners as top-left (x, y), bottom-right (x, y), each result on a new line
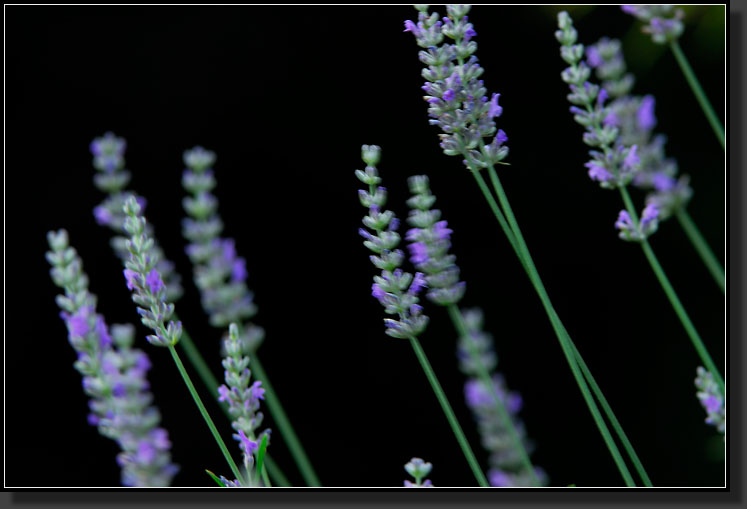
top-left (675, 208), bottom-right (725, 294)
top-left (669, 40), bottom-right (725, 150)
top-left (566, 340), bottom-right (653, 487)
top-left (447, 304), bottom-right (540, 486)
top-left (167, 345), bottom-right (244, 484)
top-left (618, 187), bottom-right (724, 395)
top-left (472, 162), bottom-right (650, 486)
top-left (250, 356), bottom-right (322, 487)
top-left (407, 335), bottom-right (489, 487)
top-left (481, 162), bottom-right (635, 486)
top-left (173, 315), bottom-right (291, 486)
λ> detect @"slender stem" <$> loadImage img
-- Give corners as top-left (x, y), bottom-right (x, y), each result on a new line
top-left (447, 304), bottom-right (540, 486)
top-left (173, 314), bottom-right (291, 486)
top-left (669, 40), bottom-right (725, 150)
top-left (482, 163), bottom-right (635, 486)
top-left (472, 162), bottom-right (650, 486)
top-left (566, 340), bottom-right (653, 487)
top-left (618, 187), bottom-right (724, 395)
top-left (407, 334), bottom-right (489, 487)
top-left (167, 345), bottom-right (244, 484)
top-left (250, 356), bottom-right (322, 487)
top-left (675, 208), bottom-right (725, 294)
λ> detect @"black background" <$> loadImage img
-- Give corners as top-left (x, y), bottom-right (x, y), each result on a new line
top-left (6, 5), bottom-right (726, 488)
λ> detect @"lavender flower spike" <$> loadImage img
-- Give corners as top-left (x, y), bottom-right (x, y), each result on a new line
top-left (46, 229), bottom-right (178, 487)
top-left (459, 308), bottom-right (547, 487)
top-left (405, 5), bottom-right (509, 171)
top-left (217, 323), bottom-right (271, 486)
top-left (695, 366), bottom-right (725, 435)
top-left (406, 175), bottom-right (465, 306)
top-left (357, 145), bottom-right (428, 339)
top-left (622, 5), bottom-right (685, 45)
top-left (586, 37), bottom-right (692, 220)
top-left (89, 132), bottom-right (183, 303)
top-left (122, 196), bottom-right (183, 347)
top-left (182, 146), bottom-right (264, 354)
top-left (404, 458), bottom-right (434, 487)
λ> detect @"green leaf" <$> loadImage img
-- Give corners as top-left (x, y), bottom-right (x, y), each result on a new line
top-left (205, 469), bottom-right (226, 487)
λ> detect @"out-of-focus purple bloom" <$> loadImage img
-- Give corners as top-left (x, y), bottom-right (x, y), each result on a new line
top-left (47, 229), bottom-right (178, 487)
top-left (182, 146), bottom-right (263, 354)
top-left (622, 5), bottom-right (685, 44)
top-left (457, 308), bottom-right (547, 487)
top-left (406, 175), bottom-right (465, 306)
top-left (695, 366), bottom-right (725, 435)
top-left (637, 95), bottom-right (657, 131)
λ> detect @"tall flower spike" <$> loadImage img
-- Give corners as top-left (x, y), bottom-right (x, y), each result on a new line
top-left (405, 5), bottom-right (509, 171)
top-left (181, 146), bottom-right (264, 354)
top-left (557, 12), bottom-right (663, 245)
top-left (357, 145), bottom-right (429, 339)
top-left (586, 37), bottom-right (692, 220)
top-left (90, 132), bottom-right (183, 303)
top-left (621, 5), bottom-right (685, 44)
top-left (695, 366), bottom-right (725, 435)
top-left (458, 308), bottom-right (547, 487)
top-left (406, 175), bottom-right (465, 306)
top-left (122, 196), bottom-right (183, 347)
top-left (217, 323), bottom-right (270, 486)
top-left (46, 229), bottom-right (178, 487)
top-left (404, 457), bottom-right (434, 487)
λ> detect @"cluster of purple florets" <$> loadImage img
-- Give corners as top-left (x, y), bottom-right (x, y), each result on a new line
top-left (405, 5), bottom-right (509, 171)
top-left (556, 11), bottom-right (661, 242)
top-left (181, 146), bottom-right (265, 354)
top-left (47, 229), bottom-right (178, 487)
top-left (357, 145), bottom-right (429, 339)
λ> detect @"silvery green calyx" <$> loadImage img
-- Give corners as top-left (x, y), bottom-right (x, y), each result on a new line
top-left (217, 323), bottom-right (270, 486)
top-left (586, 38), bottom-right (692, 220)
top-left (46, 229), bottom-right (178, 487)
top-left (357, 145), bottom-right (429, 339)
top-left (622, 5), bottom-right (685, 44)
top-left (405, 5), bottom-right (509, 172)
top-left (122, 196), bottom-right (183, 347)
top-left (406, 175), bottom-right (465, 306)
top-left (90, 132), bottom-right (183, 303)
top-left (182, 146), bottom-right (264, 354)
top-left (458, 308), bottom-right (547, 487)
top-left (695, 366), bottom-right (725, 435)
top-left (404, 458), bottom-right (433, 487)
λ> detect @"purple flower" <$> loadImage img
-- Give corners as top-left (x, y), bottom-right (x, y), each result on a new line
top-left (124, 268), bottom-right (138, 291)
top-left (442, 88), bottom-right (456, 101)
top-left (615, 210), bottom-right (634, 231)
top-left (409, 272), bottom-right (427, 296)
top-left (637, 95), bottom-right (656, 131)
top-left (488, 93), bottom-right (503, 119)
top-left (93, 206), bottom-right (113, 226)
top-left (652, 173), bottom-right (676, 192)
top-left (623, 145), bottom-right (640, 172)
top-left (146, 269), bottom-right (164, 294)
top-left (640, 203), bottom-right (659, 229)
top-left (231, 258), bottom-right (248, 282)
top-left (234, 429), bottom-right (259, 457)
top-left (68, 309), bottom-right (91, 338)
top-left (586, 46), bottom-right (603, 68)
top-left (585, 162), bottom-right (612, 183)
top-left (250, 380), bottom-right (265, 400)
top-left (408, 241), bottom-right (429, 265)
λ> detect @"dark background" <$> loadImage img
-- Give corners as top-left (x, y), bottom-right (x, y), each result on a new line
top-left (6, 5), bottom-right (726, 488)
